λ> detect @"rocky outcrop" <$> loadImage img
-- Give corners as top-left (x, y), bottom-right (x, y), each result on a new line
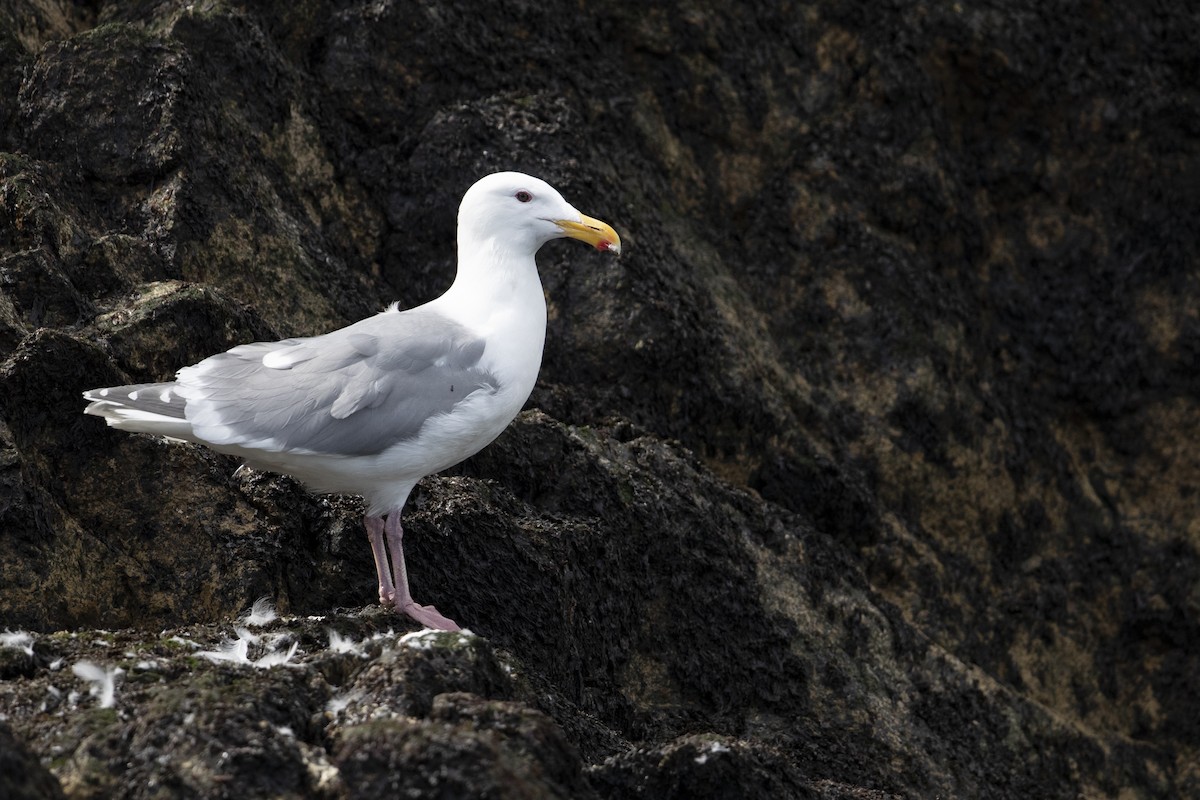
top-left (1, 1), bottom-right (1197, 797)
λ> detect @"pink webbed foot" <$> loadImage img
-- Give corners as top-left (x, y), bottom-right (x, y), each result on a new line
top-left (398, 601), bottom-right (461, 632)
top-left (380, 511), bottom-right (462, 631)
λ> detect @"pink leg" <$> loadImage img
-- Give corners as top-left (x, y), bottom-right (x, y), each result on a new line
top-left (365, 516), bottom-right (395, 605)
top-left (384, 511), bottom-right (460, 631)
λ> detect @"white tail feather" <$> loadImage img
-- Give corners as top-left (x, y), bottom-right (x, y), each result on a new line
top-left (84, 401), bottom-right (195, 440)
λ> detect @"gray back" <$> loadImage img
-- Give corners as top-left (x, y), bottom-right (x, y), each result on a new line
top-left (179, 308), bottom-right (500, 456)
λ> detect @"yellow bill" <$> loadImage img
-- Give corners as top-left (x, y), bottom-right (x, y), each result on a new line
top-left (555, 214), bottom-right (622, 255)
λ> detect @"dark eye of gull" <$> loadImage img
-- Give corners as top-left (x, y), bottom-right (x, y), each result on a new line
top-left (515, 190), bottom-right (533, 203)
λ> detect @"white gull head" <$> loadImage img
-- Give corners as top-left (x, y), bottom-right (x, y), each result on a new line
top-left (457, 171), bottom-right (621, 258)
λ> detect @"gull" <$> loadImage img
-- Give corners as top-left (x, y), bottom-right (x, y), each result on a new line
top-left (84, 172), bottom-right (621, 630)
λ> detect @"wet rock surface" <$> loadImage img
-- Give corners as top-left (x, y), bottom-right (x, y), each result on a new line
top-left (1, 0), bottom-right (1198, 797)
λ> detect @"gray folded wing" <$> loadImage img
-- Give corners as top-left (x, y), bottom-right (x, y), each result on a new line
top-left (176, 308), bottom-right (499, 456)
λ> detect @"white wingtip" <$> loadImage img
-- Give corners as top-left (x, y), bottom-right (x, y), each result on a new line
top-left (83, 402), bottom-right (195, 439)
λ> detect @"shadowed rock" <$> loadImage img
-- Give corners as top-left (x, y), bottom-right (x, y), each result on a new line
top-left (1, 0), bottom-right (1198, 798)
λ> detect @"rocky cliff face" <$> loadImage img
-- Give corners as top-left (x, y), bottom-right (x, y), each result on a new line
top-left (1, 1), bottom-right (1198, 798)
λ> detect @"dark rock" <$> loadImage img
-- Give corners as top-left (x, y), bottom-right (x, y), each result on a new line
top-left (335, 692), bottom-right (596, 800)
top-left (18, 26), bottom-right (187, 183)
top-left (0, 720), bottom-right (64, 800)
top-left (591, 734), bottom-right (821, 800)
top-left (1, 0), bottom-right (1198, 798)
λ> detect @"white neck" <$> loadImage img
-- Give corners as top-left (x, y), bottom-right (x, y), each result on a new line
top-left (437, 234), bottom-right (540, 323)
top-left (430, 233), bottom-right (549, 395)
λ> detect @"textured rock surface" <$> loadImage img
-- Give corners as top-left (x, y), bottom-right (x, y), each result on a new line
top-left (1, 0), bottom-right (1198, 797)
